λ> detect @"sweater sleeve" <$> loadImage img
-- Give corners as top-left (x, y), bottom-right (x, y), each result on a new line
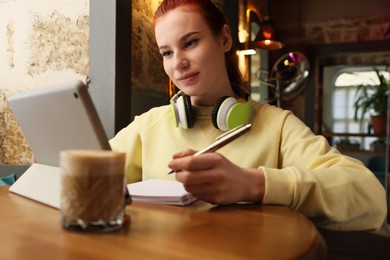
top-left (109, 119), bottom-right (142, 184)
top-left (260, 111), bottom-right (387, 231)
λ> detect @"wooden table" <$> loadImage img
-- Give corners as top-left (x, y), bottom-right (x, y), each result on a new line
top-left (0, 186), bottom-right (326, 259)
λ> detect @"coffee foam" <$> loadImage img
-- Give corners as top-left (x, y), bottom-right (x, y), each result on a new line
top-left (60, 150), bottom-right (125, 177)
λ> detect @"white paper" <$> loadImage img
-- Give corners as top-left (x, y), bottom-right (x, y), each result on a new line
top-left (127, 179), bottom-right (197, 206)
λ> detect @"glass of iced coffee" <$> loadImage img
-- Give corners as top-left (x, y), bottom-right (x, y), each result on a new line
top-left (60, 150), bottom-right (126, 232)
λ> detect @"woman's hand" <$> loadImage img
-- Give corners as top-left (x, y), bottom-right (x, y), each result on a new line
top-left (168, 149), bottom-right (265, 205)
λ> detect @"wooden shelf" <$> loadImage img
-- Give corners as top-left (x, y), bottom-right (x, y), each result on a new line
top-left (338, 149), bottom-right (385, 155)
top-left (321, 132), bottom-right (386, 138)
top-left (321, 132), bottom-right (387, 155)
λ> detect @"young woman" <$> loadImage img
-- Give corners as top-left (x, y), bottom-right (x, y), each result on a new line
top-left (110, 0), bottom-right (386, 231)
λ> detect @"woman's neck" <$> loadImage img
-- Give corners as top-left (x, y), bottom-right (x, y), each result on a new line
top-left (191, 84), bottom-right (238, 106)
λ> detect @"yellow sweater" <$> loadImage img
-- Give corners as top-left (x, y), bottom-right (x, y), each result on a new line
top-left (110, 102), bottom-right (387, 231)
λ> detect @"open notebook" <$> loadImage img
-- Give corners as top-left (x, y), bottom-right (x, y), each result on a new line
top-left (128, 179), bottom-right (197, 206)
top-left (8, 80), bottom-right (111, 208)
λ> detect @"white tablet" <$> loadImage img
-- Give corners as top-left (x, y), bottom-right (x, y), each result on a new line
top-left (8, 79), bottom-right (111, 167)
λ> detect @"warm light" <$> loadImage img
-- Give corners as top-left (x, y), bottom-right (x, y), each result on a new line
top-left (238, 29), bottom-right (249, 43)
top-left (264, 40), bottom-right (271, 45)
top-left (237, 50), bottom-right (248, 82)
top-left (168, 79), bottom-right (176, 98)
top-left (151, 0), bottom-right (161, 13)
top-left (237, 49), bottom-right (257, 56)
top-left (263, 32), bottom-right (272, 39)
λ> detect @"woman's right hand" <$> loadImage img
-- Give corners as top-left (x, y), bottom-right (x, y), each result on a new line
top-left (168, 149), bottom-right (265, 205)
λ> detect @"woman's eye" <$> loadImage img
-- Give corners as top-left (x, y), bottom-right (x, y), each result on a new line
top-left (161, 50), bottom-right (173, 57)
top-left (185, 39), bottom-right (198, 48)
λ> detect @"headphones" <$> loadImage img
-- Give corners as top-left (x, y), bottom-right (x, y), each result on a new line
top-left (170, 88), bottom-right (253, 131)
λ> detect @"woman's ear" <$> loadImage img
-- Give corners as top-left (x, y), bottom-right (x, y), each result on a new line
top-left (221, 24), bottom-right (232, 52)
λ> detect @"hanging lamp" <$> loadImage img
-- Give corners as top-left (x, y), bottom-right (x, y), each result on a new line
top-left (252, 15), bottom-right (284, 50)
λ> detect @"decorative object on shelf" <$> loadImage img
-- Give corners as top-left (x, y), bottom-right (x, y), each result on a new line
top-left (335, 137), bottom-right (361, 151)
top-left (370, 138), bottom-right (386, 152)
top-left (353, 66), bottom-right (389, 135)
top-left (261, 52), bottom-right (310, 107)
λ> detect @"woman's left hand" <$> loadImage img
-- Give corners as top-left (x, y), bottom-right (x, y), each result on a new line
top-left (168, 149), bottom-right (265, 205)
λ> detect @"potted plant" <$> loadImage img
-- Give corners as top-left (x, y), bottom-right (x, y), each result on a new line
top-left (353, 66), bottom-right (389, 134)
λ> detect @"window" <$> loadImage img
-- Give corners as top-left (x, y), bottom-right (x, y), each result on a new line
top-left (323, 66), bottom-right (389, 150)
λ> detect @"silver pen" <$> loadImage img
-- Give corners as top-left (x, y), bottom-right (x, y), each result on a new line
top-left (167, 123), bottom-right (252, 174)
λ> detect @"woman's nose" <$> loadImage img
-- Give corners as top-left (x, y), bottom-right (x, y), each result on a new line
top-left (173, 53), bottom-right (189, 70)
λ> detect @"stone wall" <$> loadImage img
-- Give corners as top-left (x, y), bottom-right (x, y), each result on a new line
top-left (269, 0), bottom-right (390, 46)
top-left (281, 14), bottom-right (390, 46)
top-left (0, 0), bottom-right (89, 164)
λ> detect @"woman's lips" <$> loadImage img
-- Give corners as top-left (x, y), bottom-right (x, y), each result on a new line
top-left (177, 72), bottom-right (199, 85)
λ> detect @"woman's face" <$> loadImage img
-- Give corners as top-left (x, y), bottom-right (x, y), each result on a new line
top-left (155, 6), bottom-right (233, 105)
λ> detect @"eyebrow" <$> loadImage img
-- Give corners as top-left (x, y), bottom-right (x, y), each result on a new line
top-left (158, 31), bottom-right (201, 51)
